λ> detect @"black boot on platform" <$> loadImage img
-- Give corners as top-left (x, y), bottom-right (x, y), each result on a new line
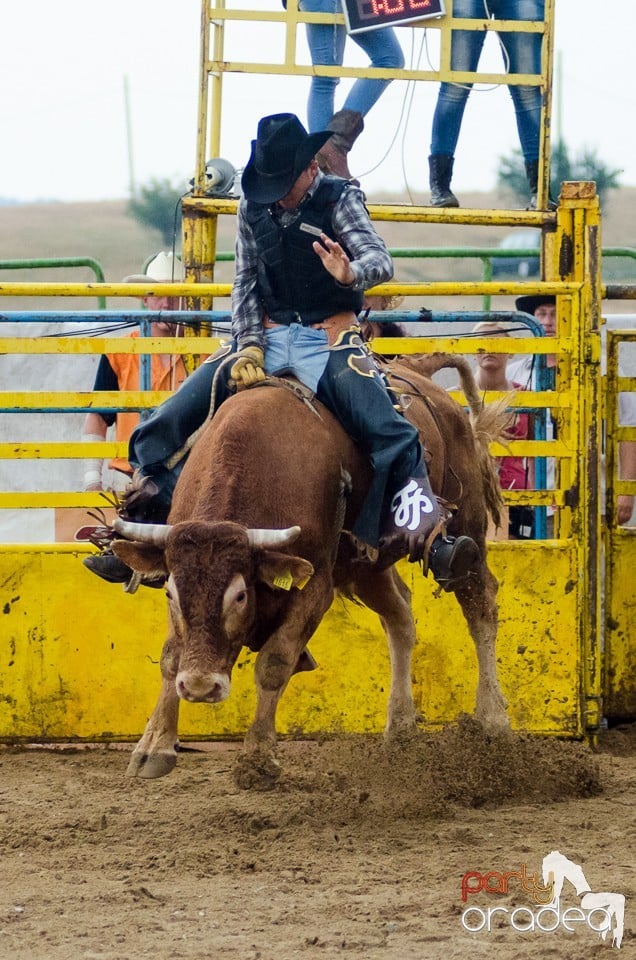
top-left (428, 154), bottom-right (459, 208)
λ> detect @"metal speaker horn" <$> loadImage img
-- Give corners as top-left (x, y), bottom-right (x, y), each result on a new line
top-left (189, 158), bottom-right (237, 196)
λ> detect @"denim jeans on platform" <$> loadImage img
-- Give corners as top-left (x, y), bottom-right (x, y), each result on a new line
top-left (430, 0), bottom-right (544, 162)
top-left (300, 0), bottom-right (404, 132)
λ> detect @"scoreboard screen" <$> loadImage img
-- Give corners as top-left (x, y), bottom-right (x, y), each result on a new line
top-left (341, 0), bottom-right (446, 34)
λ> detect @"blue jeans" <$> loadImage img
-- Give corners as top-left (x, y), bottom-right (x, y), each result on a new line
top-left (264, 323), bottom-right (330, 392)
top-left (300, 0), bottom-right (404, 131)
top-left (430, 0), bottom-right (544, 163)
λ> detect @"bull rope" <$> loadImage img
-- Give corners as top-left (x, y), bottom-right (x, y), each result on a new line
top-left (249, 375), bottom-right (324, 419)
top-left (163, 349), bottom-right (236, 471)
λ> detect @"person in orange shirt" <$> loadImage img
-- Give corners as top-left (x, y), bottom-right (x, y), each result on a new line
top-left (81, 252), bottom-right (187, 492)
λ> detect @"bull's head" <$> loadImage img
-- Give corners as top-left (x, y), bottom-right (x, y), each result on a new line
top-left (111, 519), bottom-right (314, 704)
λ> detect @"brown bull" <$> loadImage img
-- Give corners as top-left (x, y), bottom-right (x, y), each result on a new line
top-left (111, 354), bottom-right (509, 787)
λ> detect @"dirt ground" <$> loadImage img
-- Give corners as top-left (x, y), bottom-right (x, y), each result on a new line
top-left (0, 718), bottom-right (634, 960)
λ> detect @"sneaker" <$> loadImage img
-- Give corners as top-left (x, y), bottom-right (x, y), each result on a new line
top-left (527, 193), bottom-right (558, 212)
top-left (428, 535), bottom-right (480, 592)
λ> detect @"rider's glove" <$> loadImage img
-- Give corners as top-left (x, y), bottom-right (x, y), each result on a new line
top-left (230, 346), bottom-right (266, 388)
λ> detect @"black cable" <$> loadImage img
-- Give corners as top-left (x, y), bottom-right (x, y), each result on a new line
top-left (41, 318), bottom-right (232, 338)
top-left (171, 195), bottom-right (183, 271)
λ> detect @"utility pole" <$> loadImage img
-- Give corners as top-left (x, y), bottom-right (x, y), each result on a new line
top-left (123, 74), bottom-right (136, 198)
top-left (556, 50), bottom-right (563, 145)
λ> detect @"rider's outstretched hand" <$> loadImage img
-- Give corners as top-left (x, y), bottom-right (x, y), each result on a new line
top-left (312, 233), bottom-right (356, 287)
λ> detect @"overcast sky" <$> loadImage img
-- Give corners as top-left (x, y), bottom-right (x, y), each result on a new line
top-left (1, 1), bottom-right (633, 203)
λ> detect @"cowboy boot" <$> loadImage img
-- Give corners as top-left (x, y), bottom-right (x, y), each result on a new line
top-left (316, 109), bottom-right (364, 181)
top-left (428, 154), bottom-right (459, 208)
top-left (525, 159), bottom-right (539, 210)
top-left (427, 533), bottom-right (480, 592)
top-left (381, 464), bottom-right (445, 563)
top-left (83, 471), bottom-right (173, 586)
top-left (381, 464), bottom-right (480, 590)
top-left (84, 349), bottom-right (235, 587)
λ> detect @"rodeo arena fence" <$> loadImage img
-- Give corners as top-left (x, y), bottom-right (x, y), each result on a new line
top-left (0, 0), bottom-right (634, 743)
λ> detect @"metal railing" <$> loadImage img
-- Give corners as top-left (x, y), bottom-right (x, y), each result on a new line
top-left (214, 246), bottom-right (636, 310)
top-left (195, 0), bottom-right (555, 210)
top-left (0, 303), bottom-right (564, 535)
top-left (0, 258), bottom-right (107, 308)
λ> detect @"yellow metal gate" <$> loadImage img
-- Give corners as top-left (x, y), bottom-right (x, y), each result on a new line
top-left (1, 0), bottom-right (633, 741)
top-left (0, 184), bottom-right (612, 742)
top-left (604, 329), bottom-right (636, 720)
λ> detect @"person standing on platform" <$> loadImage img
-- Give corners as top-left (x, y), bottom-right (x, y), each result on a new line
top-left (428, 0), bottom-right (546, 210)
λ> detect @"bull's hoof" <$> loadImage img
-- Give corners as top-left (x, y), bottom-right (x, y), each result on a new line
top-left (126, 749), bottom-right (178, 779)
top-left (474, 710), bottom-right (512, 738)
top-left (233, 752), bottom-right (281, 791)
top-left (385, 720), bottom-right (419, 745)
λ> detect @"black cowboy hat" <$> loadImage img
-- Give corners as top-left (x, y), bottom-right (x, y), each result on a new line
top-left (241, 113), bottom-right (332, 204)
top-left (515, 294), bottom-right (556, 315)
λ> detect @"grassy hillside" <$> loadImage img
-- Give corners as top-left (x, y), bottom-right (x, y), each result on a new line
top-left (0, 188), bottom-right (634, 313)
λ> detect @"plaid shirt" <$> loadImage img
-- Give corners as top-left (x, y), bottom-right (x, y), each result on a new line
top-left (231, 171), bottom-right (394, 350)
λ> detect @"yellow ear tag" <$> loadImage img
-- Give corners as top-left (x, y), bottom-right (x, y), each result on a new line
top-left (295, 574), bottom-right (311, 591)
top-left (272, 571), bottom-right (294, 591)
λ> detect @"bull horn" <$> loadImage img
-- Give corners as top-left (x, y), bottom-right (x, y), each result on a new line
top-left (246, 526), bottom-right (301, 549)
top-left (113, 518), bottom-right (172, 546)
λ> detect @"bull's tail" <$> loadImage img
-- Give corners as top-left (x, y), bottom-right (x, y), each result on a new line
top-left (420, 354), bottom-right (512, 532)
top-left (390, 352), bottom-right (518, 532)
top-left (469, 398), bottom-right (512, 531)
top-left (408, 353), bottom-right (484, 417)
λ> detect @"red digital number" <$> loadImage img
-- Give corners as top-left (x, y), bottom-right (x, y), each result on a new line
top-left (371, 0), bottom-right (406, 12)
top-left (363, 0), bottom-right (437, 19)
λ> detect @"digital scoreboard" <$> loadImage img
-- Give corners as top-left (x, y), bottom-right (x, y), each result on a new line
top-left (341, 0), bottom-right (446, 34)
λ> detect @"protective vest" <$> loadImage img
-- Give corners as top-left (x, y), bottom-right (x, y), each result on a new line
top-left (245, 177), bottom-right (363, 324)
top-left (107, 331), bottom-right (188, 474)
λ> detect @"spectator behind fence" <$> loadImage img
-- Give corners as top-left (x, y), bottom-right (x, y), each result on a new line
top-left (428, 0), bottom-right (547, 210)
top-left (469, 321), bottom-right (532, 539)
top-left (507, 293), bottom-right (557, 532)
top-left (81, 252), bottom-right (187, 492)
top-left (286, 0), bottom-right (404, 180)
top-left (617, 422), bottom-right (636, 524)
top-left (509, 294), bottom-right (636, 527)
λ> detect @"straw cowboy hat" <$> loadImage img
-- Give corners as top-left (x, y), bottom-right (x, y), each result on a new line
top-left (124, 251), bottom-right (185, 284)
top-left (241, 113), bottom-right (331, 204)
